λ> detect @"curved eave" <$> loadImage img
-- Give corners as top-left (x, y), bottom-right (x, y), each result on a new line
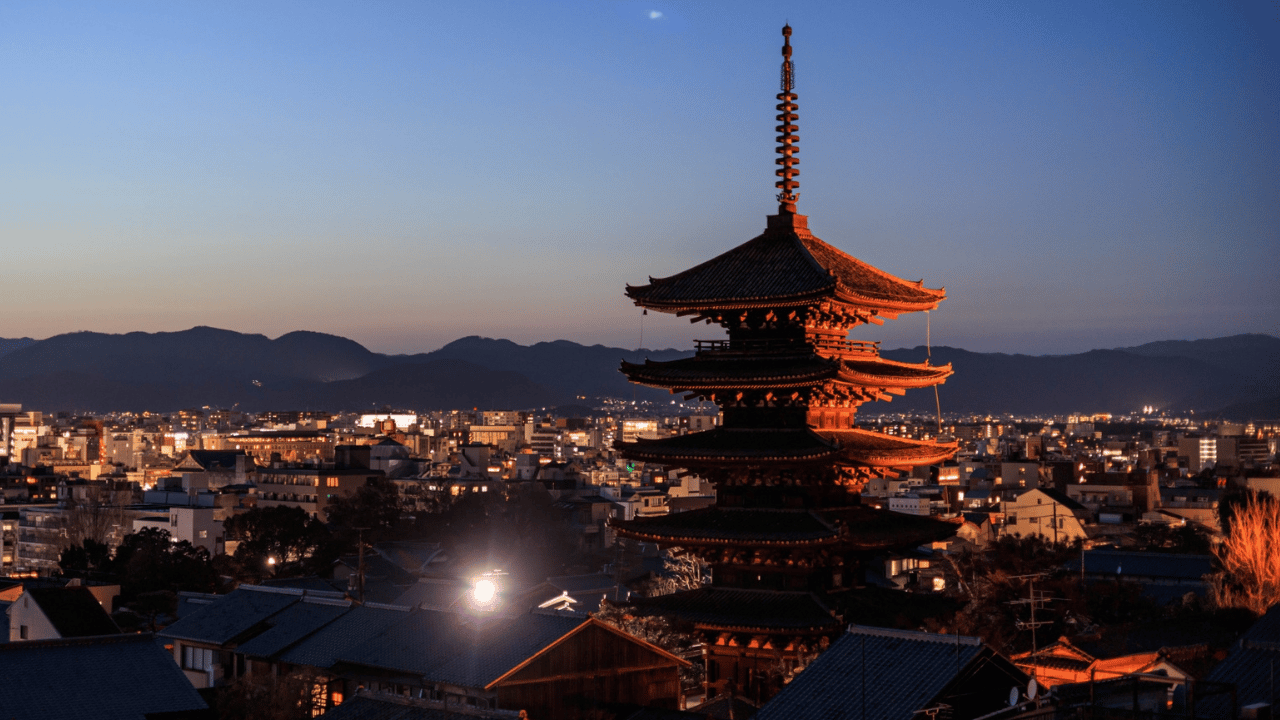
top-left (617, 442), bottom-right (840, 465)
top-left (624, 284), bottom-right (835, 314)
top-left (831, 281), bottom-right (945, 314)
top-left (837, 362), bottom-right (954, 389)
top-left (820, 429), bottom-right (959, 467)
top-left (619, 360), bottom-right (837, 391)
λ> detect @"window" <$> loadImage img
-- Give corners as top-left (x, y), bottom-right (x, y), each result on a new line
top-left (183, 645), bottom-right (215, 671)
top-left (19, 625), bottom-right (28, 640)
top-left (199, 530), bottom-right (208, 539)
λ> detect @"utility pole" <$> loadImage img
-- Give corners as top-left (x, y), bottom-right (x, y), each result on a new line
top-left (354, 527), bottom-right (370, 604)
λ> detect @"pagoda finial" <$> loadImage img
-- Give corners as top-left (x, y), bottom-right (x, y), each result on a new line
top-left (775, 24), bottom-right (800, 214)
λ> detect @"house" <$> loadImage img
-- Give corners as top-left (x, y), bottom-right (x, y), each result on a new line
top-left (512, 572), bottom-right (632, 612)
top-left (1012, 636), bottom-right (1198, 689)
top-left (160, 584), bottom-right (688, 719)
top-left (754, 625), bottom-right (1027, 720)
top-left (0, 633), bottom-right (208, 720)
top-left (1002, 488), bottom-right (1090, 543)
top-left (319, 692), bottom-right (521, 719)
top-left (7, 585), bottom-right (119, 642)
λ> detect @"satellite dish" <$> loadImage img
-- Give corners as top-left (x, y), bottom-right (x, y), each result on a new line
top-left (1009, 687), bottom-right (1019, 707)
top-left (1027, 678), bottom-right (1039, 700)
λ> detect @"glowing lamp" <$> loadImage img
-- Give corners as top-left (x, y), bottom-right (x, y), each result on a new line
top-left (473, 578), bottom-right (497, 604)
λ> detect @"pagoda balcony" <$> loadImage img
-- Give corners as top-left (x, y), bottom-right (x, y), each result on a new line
top-left (694, 337), bottom-right (880, 357)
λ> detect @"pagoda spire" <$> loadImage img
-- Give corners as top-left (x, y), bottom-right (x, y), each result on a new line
top-left (775, 24), bottom-right (800, 214)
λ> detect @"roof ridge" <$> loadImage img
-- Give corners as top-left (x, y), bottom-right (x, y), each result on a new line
top-left (848, 624), bottom-right (983, 646)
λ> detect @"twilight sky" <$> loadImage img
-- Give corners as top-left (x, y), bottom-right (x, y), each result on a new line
top-left (2, 1), bottom-right (1276, 356)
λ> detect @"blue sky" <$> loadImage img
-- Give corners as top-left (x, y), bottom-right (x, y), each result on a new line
top-left (2, 0), bottom-right (1276, 355)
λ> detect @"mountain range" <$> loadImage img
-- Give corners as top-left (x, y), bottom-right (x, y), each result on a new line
top-left (0, 328), bottom-right (1275, 419)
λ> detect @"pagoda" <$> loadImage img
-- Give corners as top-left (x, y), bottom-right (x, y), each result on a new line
top-left (612, 26), bottom-right (959, 700)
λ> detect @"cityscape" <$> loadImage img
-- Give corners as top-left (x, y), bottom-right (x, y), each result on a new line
top-left (2, 3), bottom-right (1278, 720)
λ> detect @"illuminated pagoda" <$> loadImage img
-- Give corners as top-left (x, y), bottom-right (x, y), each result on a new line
top-left (613, 26), bottom-right (958, 699)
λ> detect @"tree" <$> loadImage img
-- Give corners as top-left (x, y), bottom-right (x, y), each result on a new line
top-left (58, 538), bottom-right (113, 580)
top-left (1208, 492), bottom-right (1280, 615)
top-left (641, 549), bottom-right (708, 597)
top-left (224, 506), bottom-right (336, 576)
top-left (323, 476), bottom-right (404, 545)
top-left (114, 527), bottom-right (219, 599)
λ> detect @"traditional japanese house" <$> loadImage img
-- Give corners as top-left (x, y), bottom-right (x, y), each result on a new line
top-left (613, 26), bottom-right (958, 700)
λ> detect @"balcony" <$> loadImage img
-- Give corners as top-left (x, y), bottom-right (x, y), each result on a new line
top-left (694, 337), bottom-right (879, 356)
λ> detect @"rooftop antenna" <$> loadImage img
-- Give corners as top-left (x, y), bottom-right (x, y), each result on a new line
top-left (775, 25), bottom-right (800, 214)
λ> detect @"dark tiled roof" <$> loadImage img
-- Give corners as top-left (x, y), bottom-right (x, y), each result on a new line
top-left (1065, 550), bottom-right (1214, 581)
top-left (235, 597), bottom-right (354, 659)
top-left (159, 585), bottom-right (302, 645)
top-left (27, 586), bottom-right (119, 637)
top-left (629, 588), bottom-right (839, 632)
top-left (278, 604), bottom-right (412, 669)
top-left (184, 449), bottom-right (245, 471)
top-left (318, 692), bottom-right (517, 719)
top-left (626, 224), bottom-right (943, 313)
top-left (621, 354), bottom-right (951, 391)
top-left (616, 508), bottom-right (839, 545)
top-left (616, 505), bottom-right (956, 551)
top-left (1200, 604), bottom-right (1280, 719)
top-left (619, 427), bottom-right (954, 468)
top-left (755, 627), bottom-right (985, 720)
top-left (0, 634), bottom-right (207, 720)
top-left (1034, 487), bottom-right (1089, 512)
top-left (392, 578), bottom-right (470, 610)
top-left (337, 610), bottom-right (585, 689)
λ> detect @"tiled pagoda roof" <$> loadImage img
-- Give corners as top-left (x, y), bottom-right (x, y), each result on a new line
top-left (626, 587), bottom-right (841, 633)
top-left (625, 215), bottom-right (944, 314)
top-left (614, 505), bottom-right (957, 550)
top-left (620, 353), bottom-right (952, 391)
top-left (617, 427), bottom-right (956, 468)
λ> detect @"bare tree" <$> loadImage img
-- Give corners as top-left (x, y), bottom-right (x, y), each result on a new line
top-left (63, 481), bottom-right (133, 549)
top-left (1208, 493), bottom-right (1280, 615)
top-left (643, 548), bottom-right (708, 597)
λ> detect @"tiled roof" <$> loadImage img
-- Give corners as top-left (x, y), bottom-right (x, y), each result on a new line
top-left (755, 627), bottom-right (986, 720)
top-left (1199, 604), bottom-right (1280, 719)
top-left (158, 585), bottom-right (302, 644)
top-left (1065, 550), bottom-right (1214, 581)
top-left (392, 578), bottom-right (470, 610)
top-left (278, 603), bottom-right (412, 669)
top-left (27, 586), bottom-right (120, 638)
top-left (615, 508), bottom-right (839, 545)
top-left (619, 427), bottom-right (954, 468)
top-left (626, 223), bottom-right (943, 313)
top-left (0, 634), bottom-right (208, 720)
top-left (235, 597), bottom-right (354, 659)
top-left (621, 354), bottom-right (951, 391)
top-left (628, 588), bottom-right (839, 632)
top-left (335, 610), bottom-right (585, 689)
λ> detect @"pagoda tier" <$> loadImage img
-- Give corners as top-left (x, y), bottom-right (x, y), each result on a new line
top-left (619, 351), bottom-right (952, 398)
top-left (625, 213), bottom-right (944, 326)
top-left (615, 507), bottom-right (957, 594)
top-left (616, 427), bottom-right (956, 470)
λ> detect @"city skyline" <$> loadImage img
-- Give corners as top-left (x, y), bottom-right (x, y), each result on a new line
top-left (3, 1), bottom-right (1277, 355)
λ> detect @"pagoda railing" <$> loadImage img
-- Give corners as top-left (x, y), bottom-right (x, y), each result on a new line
top-left (694, 338), bottom-right (880, 356)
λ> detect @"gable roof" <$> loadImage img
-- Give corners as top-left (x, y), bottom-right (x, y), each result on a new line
top-left (235, 596), bottom-right (354, 659)
top-left (278, 603), bottom-right (412, 669)
top-left (757, 626), bottom-right (997, 720)
top-left (26, 586), bottom-right (119, 638)
top-left (0, 634), bottom-right (207, 720)
top-left (159, 585), bottom-right (303, 645)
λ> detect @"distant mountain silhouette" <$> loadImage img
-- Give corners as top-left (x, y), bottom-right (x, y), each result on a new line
top-left (0, 337), bottom-right (35, 358)
top-left (0, 328), bottom-right (1273, 418)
